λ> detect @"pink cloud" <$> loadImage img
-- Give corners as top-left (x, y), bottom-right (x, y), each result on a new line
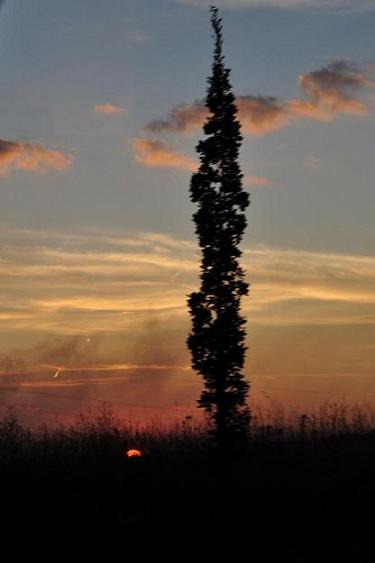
top-left (287, 99), bottom-right (333, 122)
top-left (237, 96), bottom-right (290, 134)
top-left (244, 175), bottom-right (271, 187)
top-left (146, 101), bottom-right (208, 133)
top-left (94, 103), bottom-right (125, 115)
top-left (132, 138), bottom-right (197, 171)
top-left (146, 96), bottom-right (289, 135)
top-left (0, 140), bottom-right (74, 176)
top-left (145, 60), bottom-right (373, 137)
top-left (297, 60), bottom-right (371, 117)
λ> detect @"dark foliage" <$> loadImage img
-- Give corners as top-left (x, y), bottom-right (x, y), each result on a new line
top-left (187, 7), bottom-right (250, 446)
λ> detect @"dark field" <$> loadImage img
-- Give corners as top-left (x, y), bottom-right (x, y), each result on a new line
top-left (1, 403), bottom-right (375, 560)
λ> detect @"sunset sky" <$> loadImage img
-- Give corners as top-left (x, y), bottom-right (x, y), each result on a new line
top-left (0, 0), bottom-right (375, 423)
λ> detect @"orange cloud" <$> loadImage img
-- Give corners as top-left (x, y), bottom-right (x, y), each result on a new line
top-left (0, 139), bottom-right (73, 176)
top-left (133, 138), bottom-right (197, 171)
top-left (244, 175), bottom-right (270, 187)
top-left (297, 61), bottom-right (371, 117)
top-left (237, 96), bottom-right (290, 134)
top-left (145, 96), bottom-right (289, 135)
top-left (146, 101), bottom-right (208, 133)
top-left (145, 60), bottom-right (372, 137)
top-left (94, 103), bottom-right (125, 115)
top-left (287, 99), bottom-right (333, 122)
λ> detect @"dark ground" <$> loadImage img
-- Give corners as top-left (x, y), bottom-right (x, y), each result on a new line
top-left (1, 414), bottom-right (375, 561)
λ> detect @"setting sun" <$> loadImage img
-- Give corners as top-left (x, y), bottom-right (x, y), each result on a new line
top-left (125, 448), bottom-right (143, 458)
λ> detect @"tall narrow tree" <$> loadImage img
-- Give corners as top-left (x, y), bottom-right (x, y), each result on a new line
top-left (187, 6), bottom-right (250, 446)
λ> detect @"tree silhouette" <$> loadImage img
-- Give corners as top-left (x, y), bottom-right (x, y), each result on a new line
top-left (187, 6), bottom-right (250, 446)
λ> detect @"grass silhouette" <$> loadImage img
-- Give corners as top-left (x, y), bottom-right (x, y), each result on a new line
top-left (1, 401), bottom-right (375, 560)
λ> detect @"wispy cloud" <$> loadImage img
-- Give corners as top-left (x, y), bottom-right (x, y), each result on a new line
top-left (1, 226), bottom-right (375, 337)
top-left (132, 138), bottom-right (197, 171)
top-left (177, 0), bottom-right (375, 13)
top-left (244, 175), bottom-right (271, 186)
top-left (94, 103), bottom-right (126, 115)
top-left (145, 60), bottom-right (373, 137)
top-left (1, 226), bottom-right (375, 405)
top-left (0, 140), bottom-right (73, 176)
